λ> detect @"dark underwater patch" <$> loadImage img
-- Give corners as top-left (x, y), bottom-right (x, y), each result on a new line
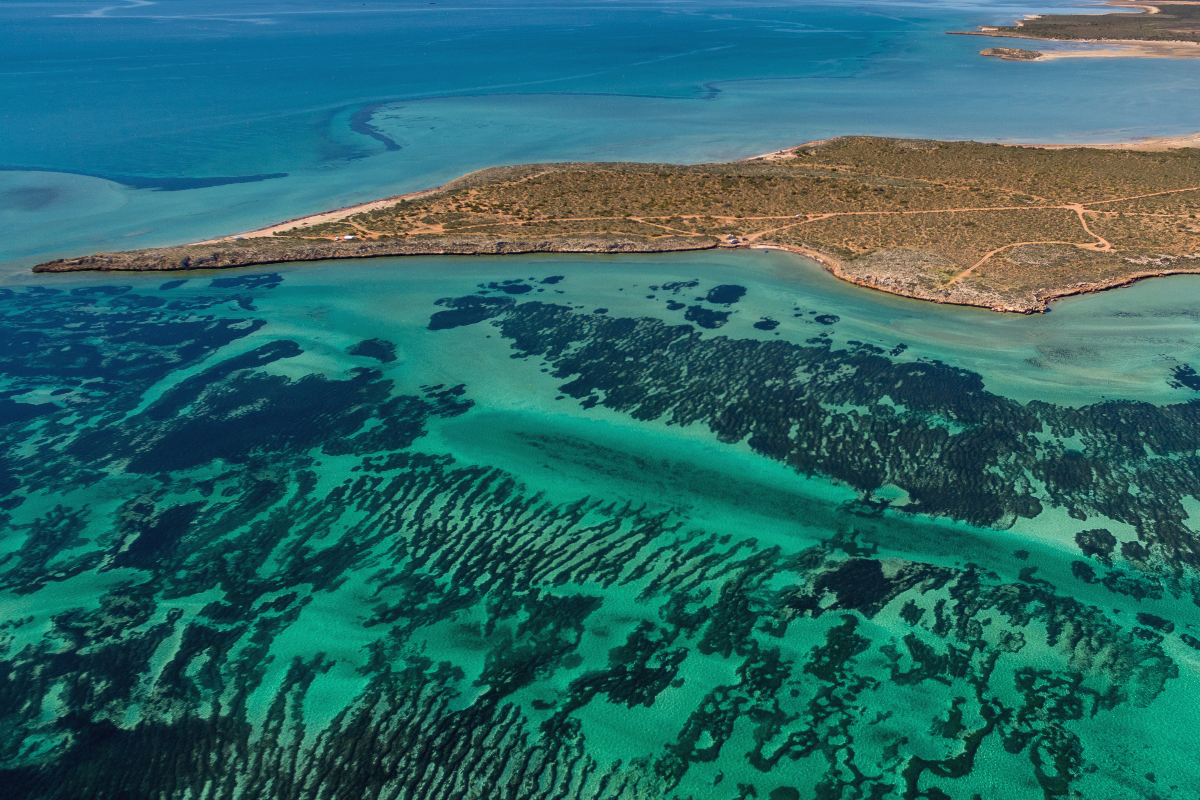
top-left (349, 101), bottom-right (402, 152)
top-left (0, 398), bottom-right (53, 428)
top-left (0, 185), bottom-right (60, 212)
top-left (1169, 364), bottom-right (1200, 390)
top-left (428, 295), bottom-right (515, 330)
top-left (753, 318), bottom-right (779, 331)
top-left (112, 294), bottom-right (166, 309)
top-left (683, 305), bottom-right (729, 329)
top-left (115, 501), bottom-right (205, 569)
top-left (209, 273), bottom-right (282, 290)
top-left (0, 289), bottom-right (268, 386)
top-left (814, 313), bottom-right (839, 325)
top-left (705, 284), bottom-right (746, 305)
top-left (0, 164), bottom-right (289, 192)
top-left (76, 363), bottom-right (419, 474)
top-left (1076, 528), bottom-right (1117, 565)
top-left (348, 338), bottom-right (398, 363)
top-left (70, 285), bottom-right (131, 297)
top-left (1136, 612), bottom-right (1174, 633)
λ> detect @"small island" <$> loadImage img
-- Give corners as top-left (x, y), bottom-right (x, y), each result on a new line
top-left (35, 136), bottom-right (1200, 313)
top-left (980, 47), bottom-right (1043, 61)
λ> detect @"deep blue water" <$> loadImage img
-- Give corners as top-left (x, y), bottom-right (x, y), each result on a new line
top-left (4, 0), bottom-right (1200, 271)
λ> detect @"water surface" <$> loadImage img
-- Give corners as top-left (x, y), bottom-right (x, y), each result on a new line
top-left (4, 0), bottom-right (1200, 270)
top-left (3, 250), bottom-right (1200, 798)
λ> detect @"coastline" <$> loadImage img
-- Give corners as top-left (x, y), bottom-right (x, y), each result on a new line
top-left (950, 0), bottom-right (1200, 60)
top-left (1025, 130), bottom-right (1200, 151)
top-left (219, 128), bottom-right (1200, 250)
top-left (951, 31), bottom-right (1200, 60)
top-left (31, 135), bottom-right (1200, 315)
top-left (196, 185), bottom-right (445, 244)
top-left (746, 242), bottom-right (1200, 314)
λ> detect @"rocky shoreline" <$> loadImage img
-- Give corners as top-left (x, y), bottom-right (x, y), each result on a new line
top-left (30, 135), bottom-right (1200, 315)
top-left (980, 46), bottom-right (1044, 61)
top-left (31, 234), bottom-right (719, 273)
top-left (830, 261), bottom-right (1200, 314)
top-left (32, 232), bottom-right (1200, 316)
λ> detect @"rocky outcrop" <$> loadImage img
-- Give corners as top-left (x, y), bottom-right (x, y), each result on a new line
top-left (980, 46), bottom-right (1044, 60)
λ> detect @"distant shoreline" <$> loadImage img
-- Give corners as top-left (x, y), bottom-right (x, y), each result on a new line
top-left (950, 0), bottom-right (1200, 60)
top-left (746, 130), bottom-right (1200, 160)
top-left (950, 30), bottom-right (1200, 60)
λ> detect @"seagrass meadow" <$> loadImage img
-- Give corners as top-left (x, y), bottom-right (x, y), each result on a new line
top-left (4, 251), bottom-right (1200, 799)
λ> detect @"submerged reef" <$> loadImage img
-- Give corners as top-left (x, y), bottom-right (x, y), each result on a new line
top-left (447, 291), bottom-right (1200, 570)
top-left (0, 276), bottom-right (1197, 799)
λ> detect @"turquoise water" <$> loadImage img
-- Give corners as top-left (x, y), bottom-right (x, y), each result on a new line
top-left (4, 0), bottom-right (1200, 271)
top-left (6, 2), bottom-right (1200, 798)
top-left (3, 251), bottom-right (1200, 798)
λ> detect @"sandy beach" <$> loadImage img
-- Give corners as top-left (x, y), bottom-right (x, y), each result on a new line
top-left (197, 185), bottom-right (444, 243)
top-left (1035, 39), bottom-right (1200, 60)
top-left (1026, 130), bottom-right (1200, 150)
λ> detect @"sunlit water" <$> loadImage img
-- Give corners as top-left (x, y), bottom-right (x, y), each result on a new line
top-left (3, 251), bottom-right (1200, 797)
top-left (4, 0), bottom-right (1200, 271)
top-left (5, 2), bottom-right (1200, 798)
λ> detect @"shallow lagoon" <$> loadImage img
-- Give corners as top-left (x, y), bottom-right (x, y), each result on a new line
top-left (3, 249), bottom-right (1200, 798)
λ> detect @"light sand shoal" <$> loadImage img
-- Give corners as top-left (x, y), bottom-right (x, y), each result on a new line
top-left (1036, 39), bottom-right (1200, 60)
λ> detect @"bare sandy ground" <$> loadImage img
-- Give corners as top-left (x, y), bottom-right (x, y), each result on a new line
top-left (1027, 131), bottom-right (1200, 151)
top-left (1035, 39), bottom-right (1200, 60)
top-left (197, 186), bottom-right (442, 243)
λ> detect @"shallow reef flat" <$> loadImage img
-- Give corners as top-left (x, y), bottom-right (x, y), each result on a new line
top-left (34, 137), bottom-right (1200, 314)
top-left (3, 257), bottom-right (1200, 799)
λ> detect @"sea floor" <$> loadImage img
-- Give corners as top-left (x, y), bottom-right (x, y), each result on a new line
top-left (3, 249), bottom-right (1200, 798)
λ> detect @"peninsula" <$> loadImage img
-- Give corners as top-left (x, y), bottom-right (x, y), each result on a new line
top-left (34, 136), bottom-right (1200, 313)
top-left (952, 0), bottom-right (1200, 61)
